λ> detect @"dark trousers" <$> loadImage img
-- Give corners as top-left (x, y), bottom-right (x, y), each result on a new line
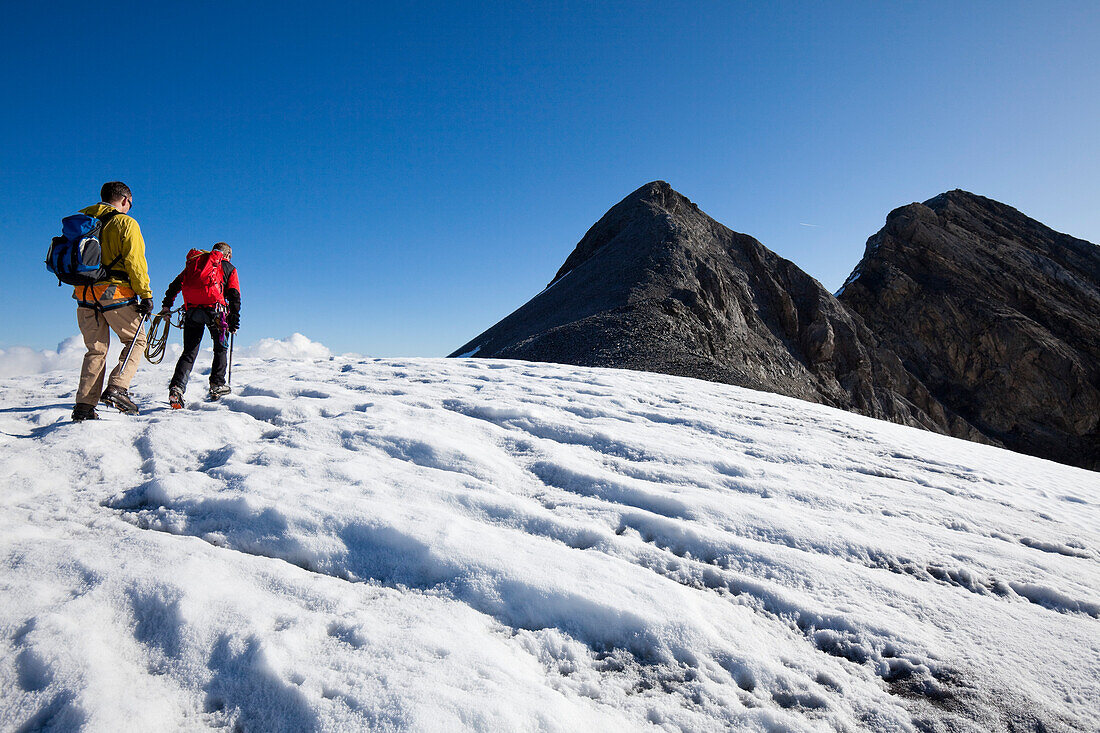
top-left (170, 308), bottom-right (228, 392)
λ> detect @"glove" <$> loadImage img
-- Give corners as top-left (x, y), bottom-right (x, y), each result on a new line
top-left (136, 298), bottom-right (154, 316)
top-left (159, 306), bottom-right (172, 316)
top-left (228, 313), bottom-right (240, 332)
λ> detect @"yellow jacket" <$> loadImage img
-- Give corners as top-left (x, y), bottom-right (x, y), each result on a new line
top-left (72, 203), bottom-right (152, 305)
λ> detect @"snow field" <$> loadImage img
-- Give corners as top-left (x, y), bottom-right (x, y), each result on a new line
top-left (0, 355), bottom-right (1097, 731)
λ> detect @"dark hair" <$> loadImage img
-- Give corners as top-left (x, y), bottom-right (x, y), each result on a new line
top-left (100, 181), bottom-right (132, 204)
top-left (213, 242), bottom-right (232, 256)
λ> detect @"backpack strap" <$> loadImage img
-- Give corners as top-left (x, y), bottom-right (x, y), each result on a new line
top-left (95, 211), bottom-right (130, 282)
top-left (103, 252), bottom-right (127, 281)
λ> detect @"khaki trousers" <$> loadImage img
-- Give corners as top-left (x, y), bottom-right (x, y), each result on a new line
top-left (76, 304), bottom-right (148, 406)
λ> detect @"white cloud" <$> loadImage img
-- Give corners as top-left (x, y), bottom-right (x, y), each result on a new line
top-left (0, 336), bottom-right (184, 379)
top-left (238, 333), bottom-right (332, 360)
top-left (0, 336), bottom-right (91, 378)
top-left (0, 332), bottom-right (330, 378)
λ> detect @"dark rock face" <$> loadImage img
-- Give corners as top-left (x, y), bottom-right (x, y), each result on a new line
top-left (450, 182), bottom-right (982, 441)
top-left (837, 190), bottom-right (1100, 470)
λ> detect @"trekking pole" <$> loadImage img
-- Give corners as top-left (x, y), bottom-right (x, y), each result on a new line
top-left (120, 312), bottom-right (149, 376)
top-left (228, 332), bottom-right (234, 387)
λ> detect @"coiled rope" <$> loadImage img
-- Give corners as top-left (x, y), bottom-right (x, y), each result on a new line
top-left (145, 308), bottom-right (184, 364)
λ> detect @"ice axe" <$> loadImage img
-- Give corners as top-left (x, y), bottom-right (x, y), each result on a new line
top-left (228, 332), bottom-right (234, 387)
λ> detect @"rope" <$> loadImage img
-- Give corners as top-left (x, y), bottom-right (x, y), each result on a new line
top-left (145, 308), bottom-right (184, 364)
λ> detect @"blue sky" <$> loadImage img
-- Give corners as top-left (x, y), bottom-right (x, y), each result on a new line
top-left (4, 1), bottom-right (1098, 356)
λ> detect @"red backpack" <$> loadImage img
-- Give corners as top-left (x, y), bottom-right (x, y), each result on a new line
top-left (180, 249), bottom-right (226, 307)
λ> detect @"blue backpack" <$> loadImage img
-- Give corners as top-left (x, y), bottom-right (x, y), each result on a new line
top-left (45, 211), bottom-right (123, 286)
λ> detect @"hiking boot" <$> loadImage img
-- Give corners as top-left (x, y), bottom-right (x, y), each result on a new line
top-left (209, 384), bottom-right (231, 400)
top-left (101, 385), bottom-right (139, 415)
top-left (72, 403), bottom-right (99, 422)
top-left (169, 387), bottom-right (185, 410)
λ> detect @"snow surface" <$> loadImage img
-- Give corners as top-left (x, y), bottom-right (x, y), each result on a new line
top-left (1, 354), bottom-right (1098, 731)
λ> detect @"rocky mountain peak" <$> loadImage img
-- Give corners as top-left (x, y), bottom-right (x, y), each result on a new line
top-left (549, 180), bottom-right (699, 286)
top-left (452, 182), bottom-right (1099, 468)
top-left (451, 182), bottom-right (981, 443)
top-left (839, 191), bottom-right (1100, 469)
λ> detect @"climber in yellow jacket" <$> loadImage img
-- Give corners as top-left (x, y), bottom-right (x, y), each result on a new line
top-left (71, 181), bottom-right (154, 421)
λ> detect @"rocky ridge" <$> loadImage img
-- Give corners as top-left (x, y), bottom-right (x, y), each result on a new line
top-left (451, 182), bottom-right (1099, 469)
top-left (450, 182), bottom-right (982, 443)
top-left (837, 190), bottom-right (1100, 470)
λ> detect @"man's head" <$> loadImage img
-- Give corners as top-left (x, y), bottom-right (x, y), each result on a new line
top-left (213, 242), bottom-right (232, 259)
top-left (100, 181), bottom-right (133, 214)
